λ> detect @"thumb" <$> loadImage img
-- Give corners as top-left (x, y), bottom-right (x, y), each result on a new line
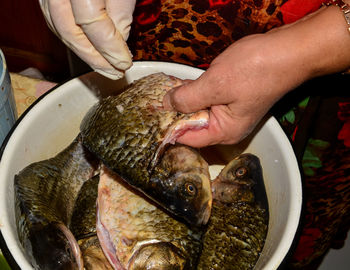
top-left (163, 75), bottom-right (214, 114)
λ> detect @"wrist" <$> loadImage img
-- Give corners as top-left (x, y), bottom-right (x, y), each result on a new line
top-left (323, 0), bottom-right (350, 33)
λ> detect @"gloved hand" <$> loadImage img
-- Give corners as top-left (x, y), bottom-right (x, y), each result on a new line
top-left (39, 0), bottom-right (136, 80)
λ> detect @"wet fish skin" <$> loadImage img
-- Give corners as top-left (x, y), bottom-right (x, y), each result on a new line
top-left (70, 174), bottom-right (112, 270)
top-left (14, 136), bottom-right (99, 270)
top-left (78, 236), bottom-right (113, 270)
top-left (212, 153), bottom-right (268, 208)
top-left (197, 153), bottom-right (268, 270)
top-left (147, 144), bottom-right (212, 226)
top-left (97, 167), bottom-right (202, 270)
top-left (97, 145), bottom-right (206, 270)
top-left (80, 73), bottom-right (211, 226)
top-left (70, 174), bottom-right (99, 239)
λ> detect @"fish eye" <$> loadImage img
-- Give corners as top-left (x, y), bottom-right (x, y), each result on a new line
top-left (235, 166), bottom-right (248, 178)
top-left (184, 182), bottom-right (197, 196)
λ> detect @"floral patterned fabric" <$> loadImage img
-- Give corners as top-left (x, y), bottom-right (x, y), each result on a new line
top-left (129, 1), bottom-right (350, 269)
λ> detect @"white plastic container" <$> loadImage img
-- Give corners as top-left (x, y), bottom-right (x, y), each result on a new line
top-left (0, 62), bottom-right (302, 269)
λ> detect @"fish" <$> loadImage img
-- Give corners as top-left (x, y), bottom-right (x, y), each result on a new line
top-left (70, 175), bottom-right (113, 270)
top-left (14, 135), bottom-right (99, 270)
top-left (70, 174), bottom-right (99, 239)
top-left (80, 72), bottom-right (211, 226)
top-left (197, 153), bottom-right (269, 270)
top-left (78, 236), bottom-right (113, 270)
top-left (96, 144), bottom-right (207, 270)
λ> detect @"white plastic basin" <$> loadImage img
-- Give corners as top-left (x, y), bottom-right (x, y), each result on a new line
top-left (0, 61), bottom-right (302, 269)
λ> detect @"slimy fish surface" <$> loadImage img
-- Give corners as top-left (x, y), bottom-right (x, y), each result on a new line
top-left (97, 144), bottom-right (208, 269)
top-left (197, 153), bottom-right (269, 270)
top-left (80, 73), bottom-right (211, 226)
top-left (14, 136), bottom-right (99, 270)
top-left (70, 175), bottom-right (112, 270)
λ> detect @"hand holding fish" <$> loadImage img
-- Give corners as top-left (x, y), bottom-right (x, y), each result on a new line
top-left (163, 33), bottom-right (304, 147)
top-left (163, 6), bottom-right (350, 147)
top-left (39, 0), bottom-right (136, 80)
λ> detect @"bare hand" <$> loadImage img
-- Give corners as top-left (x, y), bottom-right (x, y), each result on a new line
top-left (163, 32), bottom-right (311, 147)
top-left (163, 2), bottom-right (350, 148)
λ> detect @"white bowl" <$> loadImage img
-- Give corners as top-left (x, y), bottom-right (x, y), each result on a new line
top-left (0, 61), bottom-right (302, 269)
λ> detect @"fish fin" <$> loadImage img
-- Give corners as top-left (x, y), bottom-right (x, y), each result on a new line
top-left (28, 222), bottom-right (83, 270)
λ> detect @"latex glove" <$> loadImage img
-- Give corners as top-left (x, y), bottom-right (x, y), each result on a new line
top-left (39, 0), bottom-right (136, 80)
top-left (163, 5), bottom-right (350, 148)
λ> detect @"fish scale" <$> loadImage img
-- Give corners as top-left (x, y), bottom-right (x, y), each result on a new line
top-left (96, 145), bottom-right (206, 270)
top-left (81, 73), bottom-right (211, 226)
top-left (197, 154), bottom-right (269, 270)
top-left (14, 136), bottom-right (99, 269)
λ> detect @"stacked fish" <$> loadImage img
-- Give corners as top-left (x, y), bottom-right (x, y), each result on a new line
top-left (14, 73), bottom-right (268, 270)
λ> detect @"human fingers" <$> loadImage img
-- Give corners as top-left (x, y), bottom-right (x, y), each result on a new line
top-left (40, 0), bottom-right (132, 80)
top-left (176, 105), bottom-right (258, 148)
top-left (163, 65), bottom-right (235, 114)
top-left (106, 0), bottom-right (136, 40)
top-left (71, 0), bottom-right (132, 72)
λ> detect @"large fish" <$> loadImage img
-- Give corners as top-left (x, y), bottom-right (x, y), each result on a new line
top-left (80, 73), bottom-right (211, 226)
top-left (197, 153), bottom-right (269, 270)
top-left (14, 136), bottom-right (99, 270)
top-left (96, 144), bottom-right (208, 270)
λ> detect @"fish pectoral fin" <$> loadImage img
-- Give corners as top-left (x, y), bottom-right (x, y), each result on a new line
top-left (29, 222), bottom-right (83, 270)
top-left (128, 242), bottom-right (186, 270)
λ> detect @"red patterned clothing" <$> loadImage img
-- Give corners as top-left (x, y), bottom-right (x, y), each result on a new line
top-left (128, 1), bottom-right (350, 269)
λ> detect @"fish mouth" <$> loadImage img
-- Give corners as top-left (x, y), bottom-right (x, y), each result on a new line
top-left (196, 200), bottom-right (212, 226)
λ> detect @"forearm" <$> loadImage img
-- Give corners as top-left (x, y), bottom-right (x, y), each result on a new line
top-left (162, 1), bottom-right (350, 146)
top-left (274, 1), bottom-right (350, 79)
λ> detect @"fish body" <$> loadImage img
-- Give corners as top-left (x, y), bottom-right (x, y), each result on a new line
top-left (71, 177), bottom-right (112, 270)
top-left (80, 73), bottom-right (211, 226)
top-left (197, 153), bottom-right (269, 270)
top-left (70, 174), bottom-right (99, 239)
top-left (14, 136), bottom-right (99, 270)
top-left (97, 144), bottom-right (207, 270)
top-left (70, 174), bottom-right (112, 270)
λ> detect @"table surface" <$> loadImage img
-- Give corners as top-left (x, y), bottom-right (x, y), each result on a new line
top-left (9, 72), bottom-right (57, 117)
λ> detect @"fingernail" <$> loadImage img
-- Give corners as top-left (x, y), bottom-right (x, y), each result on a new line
top-left (163, 90), bottom-right (175, 111)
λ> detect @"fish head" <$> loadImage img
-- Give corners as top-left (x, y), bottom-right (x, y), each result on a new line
top-left (212, 153), bottom-right (265, 204)
top-left (128, 242), bottom-right (187, 270)
top-left (150, 144), bottom-right (212, 226)
top-left (78, 236), bottom-right (113, 270)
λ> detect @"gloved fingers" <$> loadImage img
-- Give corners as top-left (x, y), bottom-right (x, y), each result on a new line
top-left (47, 0), bottom-right (127, 80)
top-left (71, 0), bottom-right (133, 72)
top-left (106, 0), bottom-right (137, 40)
top-left (38, 0), bottom-right (58, 36)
